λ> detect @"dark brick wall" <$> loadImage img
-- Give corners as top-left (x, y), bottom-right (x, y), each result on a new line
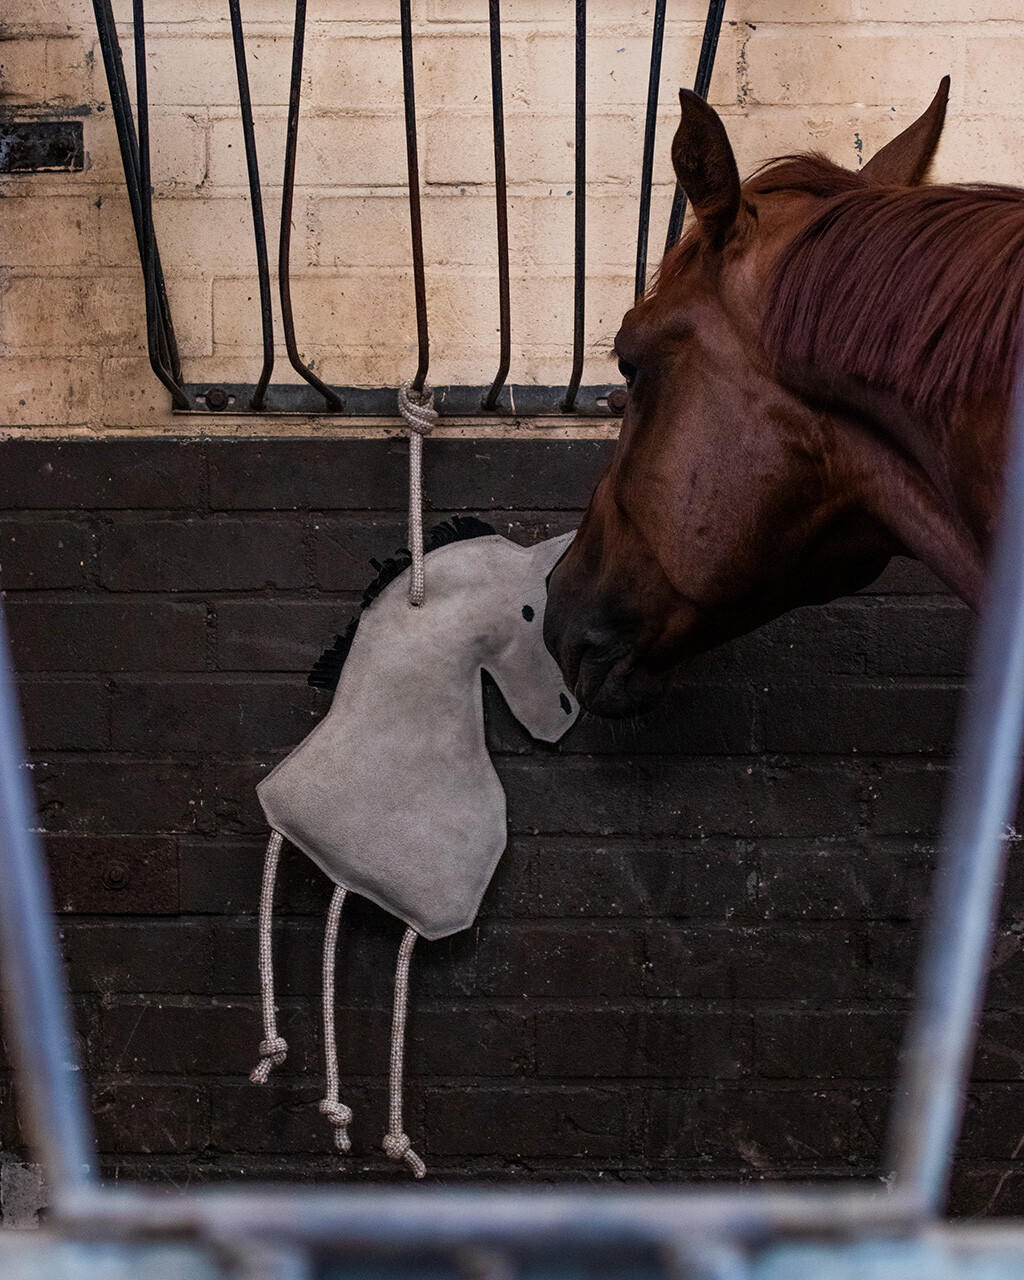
top-left (0, 437), bottom-right (1019, 1213)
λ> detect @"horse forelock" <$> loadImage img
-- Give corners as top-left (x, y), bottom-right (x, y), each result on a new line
top-left (746, 152), bottom-right (868, 199)
top-left (760, 170), bottom-right (1024, 421)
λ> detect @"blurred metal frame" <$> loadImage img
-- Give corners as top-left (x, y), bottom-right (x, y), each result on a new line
top-left (14, 9), bottom-right (1024, 1269)
top-left (5, 364), bottom-right (1024, 1272)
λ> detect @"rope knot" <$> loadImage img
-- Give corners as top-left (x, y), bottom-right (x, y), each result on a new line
top-left (382, 1132), bottom-right (410, 1159)
top-left (319, 1099), bottom-right (353, 1152)
top-left (250, 1035), bottom-right (288, 1085)
top-left (398, 381), bottom-right (437, 437)
top-left (383, 1132), bottom-right (426, 1178)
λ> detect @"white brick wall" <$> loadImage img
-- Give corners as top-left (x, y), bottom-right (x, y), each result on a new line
top-left (1, 2), bottom-right (1021, 436)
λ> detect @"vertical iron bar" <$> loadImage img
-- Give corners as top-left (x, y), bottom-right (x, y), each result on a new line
top-left (634, 0), bottom-right (666, 303)
top-left (279, 0), bottom-right (343, 411)
top-left (562, 0), bottom-right (586, 412)
top-left (131, 0), bottom-right (189, 409)
top-left (400, 0), bottom-right (430, 393)
top-left (228, 0), bottom-right (275, 410)
top-left (665, 0), bottom-right (726, 252)
top-left (482, 0), bottom-right (511, 411)
top-left (0, 600), bottom-right (97, 1197)
top-left (888, 351), bottom-right (1024, 1212)
top-left (92, 0), bottom-right (181, 384)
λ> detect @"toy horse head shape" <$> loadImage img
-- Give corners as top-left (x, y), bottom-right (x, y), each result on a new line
top-left (259, 528), bottom-right (577, 939)
top-left (545, 77), bottom-right (1008, 718)
top-left (251, 524), bottom-right (578, 1177)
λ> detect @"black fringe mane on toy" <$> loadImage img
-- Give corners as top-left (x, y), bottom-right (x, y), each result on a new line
top-left (307, 516), bottom-right (496, 691)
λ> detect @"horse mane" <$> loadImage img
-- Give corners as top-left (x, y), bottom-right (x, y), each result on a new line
top-left (757, 154), bottom-right (1024, 420)
top-left (308, 516), bottom-right (496, 691)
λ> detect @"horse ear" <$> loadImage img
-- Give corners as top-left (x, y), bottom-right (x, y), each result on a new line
top-left (671, 90), bottom-right (741, 248)
top-left (861, 76), bottom-right (950, 185)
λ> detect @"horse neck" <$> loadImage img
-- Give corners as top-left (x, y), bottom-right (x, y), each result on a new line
top-left (788, 366), bottom-right (1003, 552)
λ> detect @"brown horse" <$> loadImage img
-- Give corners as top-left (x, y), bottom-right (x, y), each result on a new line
top-left (545, 78), bottom-right (1024, 716)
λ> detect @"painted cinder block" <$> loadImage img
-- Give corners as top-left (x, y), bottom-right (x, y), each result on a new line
top-left (0, 273), bottom-right (212, 358)
top-left (0, 196), bottom-right (98, 266)
top-left (0, 35), bottom-right (96, 106)
top-left (83, 109), bottom-right (208, 189)
top-left (745, 28), bottom-right (962, 108)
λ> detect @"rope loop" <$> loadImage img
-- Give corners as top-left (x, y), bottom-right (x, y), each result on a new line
top-left (397, 380), bottom-right (437, 436)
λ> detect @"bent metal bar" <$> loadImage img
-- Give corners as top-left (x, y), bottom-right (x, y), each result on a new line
top-left (89, 0), bottom-right (727, 418)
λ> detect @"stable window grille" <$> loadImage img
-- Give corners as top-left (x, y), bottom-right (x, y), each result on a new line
top-left (91, 0), bottom-right (725, 417)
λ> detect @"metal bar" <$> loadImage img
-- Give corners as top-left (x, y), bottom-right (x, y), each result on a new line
top-left (227, 0), bottom-right (275, 411)
top-left (92, 0), bottom-right (179, 380)
top-left (888, 354), bottom-right (1024, 1211)
top-left (93, 0), bottom-right (184, 392)
top-left (182, 381), bottom-right (620, 417)
top-left (278, 0), bottom-right (343, 411)
top-left (56, 1184), bottom-right (924, 1247)
top-left (0, 600), bottom-right (97, 1196)
top-left (665, 0), bottom-right (726, 251)
top-left (482, 0), bottom-right (511, 411)
top-left (131, 0), bottom-right (190, 409)
top-left (400, 0), bottom-right (430, 393)
top-left (562, 0), bottom-right (587, 412)
top-left (634, 0), bottom-right (666, 302)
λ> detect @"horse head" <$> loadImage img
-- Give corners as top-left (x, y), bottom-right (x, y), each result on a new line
top-left (545, 80), bottom-right (955, 716)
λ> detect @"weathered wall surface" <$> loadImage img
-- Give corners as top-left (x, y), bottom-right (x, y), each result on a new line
top-left (2, 436), bottom-right (1022, 1215)
top-left (2, 1), bottom-right (1022, 432)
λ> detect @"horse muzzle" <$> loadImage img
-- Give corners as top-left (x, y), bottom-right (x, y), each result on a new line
top-left (543, 600), bottom-right (668, 718)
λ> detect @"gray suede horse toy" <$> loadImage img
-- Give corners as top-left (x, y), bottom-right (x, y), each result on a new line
top-left (250, 519), bottom-right (578, 1177)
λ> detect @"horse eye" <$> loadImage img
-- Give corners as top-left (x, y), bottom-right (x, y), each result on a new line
top-left (617, 357), bottom-right (637, 387)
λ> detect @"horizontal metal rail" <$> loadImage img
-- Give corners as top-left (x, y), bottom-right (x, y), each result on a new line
top-left (55, 1183), bottom-right (925, 1249)
top-left (183, 381), bottom-right (622, 418)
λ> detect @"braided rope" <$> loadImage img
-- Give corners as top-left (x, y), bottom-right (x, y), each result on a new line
top-left (319, 884), bottom-right (353, 1153)
top-left (383, 926), bottom-right (426, 1178)
top-left (250, 831), bottom-right (287, 1085)
top-left (397, 381), bottom-right (438, 607)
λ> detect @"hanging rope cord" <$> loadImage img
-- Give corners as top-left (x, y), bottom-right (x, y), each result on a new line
top-left (398, 381), bottom-right (438, 606)
top-left (383, 925), bottom-right (426, 1177)
top-left (319, 885), bottom-right (353, 1152)
top-left (251, 830), bottom-right (288, 1084)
